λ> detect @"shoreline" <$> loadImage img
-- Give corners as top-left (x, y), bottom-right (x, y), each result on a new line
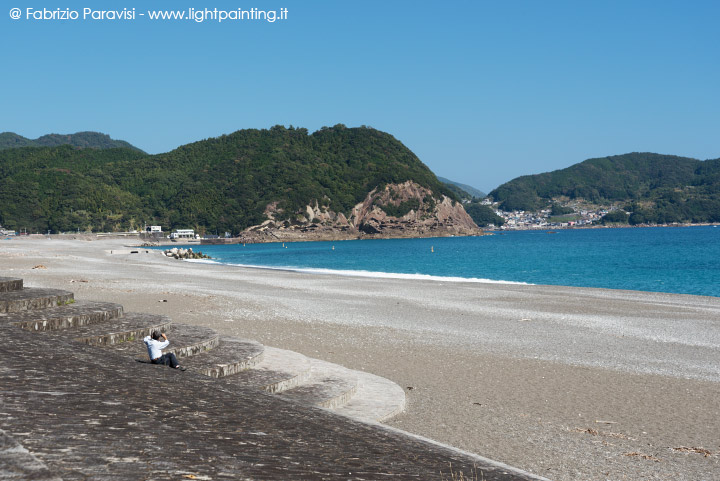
top-left (3, 221), bottom-right (719, 245)
top-left (183, 258), bottom-right (536, 287)
top-left (2, 236), bottom-right (719, 480)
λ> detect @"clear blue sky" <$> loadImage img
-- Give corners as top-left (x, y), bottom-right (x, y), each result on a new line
top-left (2, 0), bottom-right (718, 192)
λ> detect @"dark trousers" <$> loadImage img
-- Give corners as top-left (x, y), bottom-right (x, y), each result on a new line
top-left (151, 353), bottom-right (179, 368)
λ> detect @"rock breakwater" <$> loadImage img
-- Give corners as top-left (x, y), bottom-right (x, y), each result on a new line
top-left (164, 247), bottom-right (211, 260)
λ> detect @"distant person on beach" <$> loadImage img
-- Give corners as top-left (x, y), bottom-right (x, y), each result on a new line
top-left (143, 331), bottom-right (186, 371)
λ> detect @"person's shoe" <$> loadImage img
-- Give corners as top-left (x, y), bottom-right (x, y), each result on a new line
top-left (178, 366), bottom-right (187, 371)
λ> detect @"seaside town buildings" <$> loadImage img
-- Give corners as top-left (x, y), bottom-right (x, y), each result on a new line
top-left (477, 200), bottom-right (610, 230)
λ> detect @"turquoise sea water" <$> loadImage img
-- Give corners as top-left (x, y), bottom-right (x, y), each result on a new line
top-left (181, 226), bottom-right (720, 297)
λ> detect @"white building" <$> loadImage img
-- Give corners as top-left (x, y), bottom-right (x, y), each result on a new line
top-left (170, 229), bottom-right (196, 239)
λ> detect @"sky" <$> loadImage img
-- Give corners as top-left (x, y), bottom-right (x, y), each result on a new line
top-left (2, 0), bottom-right (719, 193)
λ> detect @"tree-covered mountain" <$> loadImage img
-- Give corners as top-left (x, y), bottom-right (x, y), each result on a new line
top-left (489, 152), bottom-right (720, 224)
top-left (0, 125), bottom-right (464, 234)
top-left (464, 203), bottom-right (505, 227)
top-left (0, 131), bottom-right (144, 152)
top-left (437, 177), bottom-right (486, 200)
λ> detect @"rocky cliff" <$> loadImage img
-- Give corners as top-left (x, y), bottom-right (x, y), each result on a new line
top-left (231, 181), bottom-right (482, 243)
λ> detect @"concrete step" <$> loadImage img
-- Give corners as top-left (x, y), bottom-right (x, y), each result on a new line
top-left (229, 346), bottom-right (312, 394)
top-left (103, 322), bottom-right (220, 361)
top-left (3, 301), bottom-right (124, 332)
top-left (0, 277), bottom-right (23, 292)
top-left (277, 358), bottom-right (358, 409)
top-left (0, 288), bottom-right (74, 313)
top-left (181, 337), bottom-right (265, 378)
top-left (43, 312), bottom-right (172, 346)
top-left (1, 319), bottom-right (547, 481)
top-left (331, 369), bottom-right (406, 423)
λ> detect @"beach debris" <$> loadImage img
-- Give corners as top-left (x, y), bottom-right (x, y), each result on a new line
top-left (672, 446), bottom-right (714, 457)
top-left (70, 279), bottom-right (88, 283)
top-left (164, 247), bottom-right (211, 260)
top-left (32, 265), bottom-right (47, 269)
top-left (573, 427), bottom-right (634, 440)
top-left (158, 299), bottom-right (168, 303)
top-left (623, 452), bottom-right (661, 462)
top-left (595, 420), bottom-right (618, 424)
top-left (406, 386), bottom-right (414, 391)
top-left (472, 402), bottom-right (482, 406)
top-left (519, 318), bottom-right (532, 322)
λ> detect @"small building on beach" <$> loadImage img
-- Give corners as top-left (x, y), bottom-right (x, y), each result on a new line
top-left (170, 229), bottom-right (197, 240)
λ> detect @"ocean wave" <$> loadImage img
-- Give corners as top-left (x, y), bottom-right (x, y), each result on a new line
top-left (184, 258), bottom-right (222, 265)
top-left (199, 260), bottom-right (531, 285)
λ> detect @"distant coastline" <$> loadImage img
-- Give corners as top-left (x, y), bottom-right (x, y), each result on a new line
top-left (487, 221), bottom-right (720, 231)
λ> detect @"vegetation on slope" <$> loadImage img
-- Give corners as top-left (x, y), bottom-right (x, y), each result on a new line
top-left (489, 153), bottom-right (720, 224)
top-left (0, 125), bottom-right (457, 233)
top-left (464, 203), bottom-right (505, 227)
top-left (0, 131), bottom-right (144, 152)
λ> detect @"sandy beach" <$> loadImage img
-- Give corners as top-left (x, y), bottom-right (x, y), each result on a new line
top-left (2, 236), bottom-right (719, 480)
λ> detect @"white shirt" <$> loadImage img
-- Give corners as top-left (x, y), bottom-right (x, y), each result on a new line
top-left (143, 336), bottom-right (170, 360)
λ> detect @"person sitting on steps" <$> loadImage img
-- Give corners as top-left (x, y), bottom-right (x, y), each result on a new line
top-left (143, 331), bottom-right (186, 371)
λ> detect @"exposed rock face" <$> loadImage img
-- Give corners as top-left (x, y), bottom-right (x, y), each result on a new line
top-left (231, 181), bottom-right (482, 243)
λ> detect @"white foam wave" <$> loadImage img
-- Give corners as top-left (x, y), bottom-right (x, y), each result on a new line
top-left (207, 261), bottom-right (531, 285)
top-left (184, 259), bottom-right (221, 265)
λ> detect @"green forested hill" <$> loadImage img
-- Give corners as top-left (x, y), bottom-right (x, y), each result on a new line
top-left (0, 125), bottom-right (456, 233)
top-left (0, 131), bottom-right (144, 152)
top-left (489, 153), bottom-right (720, 223)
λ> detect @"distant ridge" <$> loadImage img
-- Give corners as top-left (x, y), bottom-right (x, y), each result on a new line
top-left (489, 152), bottom-right (720, 224)
top-left (437, 177), bottom-right (486, 199)
top-left (0, 124), bottom-right (480, 237)
top-left (0, 131), bottom-right (145, 153)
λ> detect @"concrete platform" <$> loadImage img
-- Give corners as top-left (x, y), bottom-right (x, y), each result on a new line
top-left (104, 322), bottom-right (220, 361)
top-left (180, 337), bottom-right (266, 378)
top-left (0, 429), bottom-right (60, 481)
top-left (0, 281), bottom-right (404, 426)
top-left (0, 279), bottom-right (549, 480)
top-left (2, 301), bottom-right (124, 332)
top-left (278, 358), bottom-right (359, 409)
top-left (332, 369), bottom-right (407, 423)
top-left (0, 323), bottom-right (548, 480)
top-left (43, 312), bottom-right (172, 346)
top-left (0, 288), bottom-right (73, 313)
top-left (230, 345), bottom-right (313, 393)
top-left (0, 277), bottom-right (23, 292)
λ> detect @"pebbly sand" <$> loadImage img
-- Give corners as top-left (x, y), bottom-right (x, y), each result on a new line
top-left (1, 236), bottom-right (719, 480)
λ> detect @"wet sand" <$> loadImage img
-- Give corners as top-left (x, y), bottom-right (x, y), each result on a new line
top-left (2, 236), bottom-right (719, 480)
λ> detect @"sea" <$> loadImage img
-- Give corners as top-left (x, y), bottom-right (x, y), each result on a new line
top-left (178, 226), bottom-right (720, 298)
